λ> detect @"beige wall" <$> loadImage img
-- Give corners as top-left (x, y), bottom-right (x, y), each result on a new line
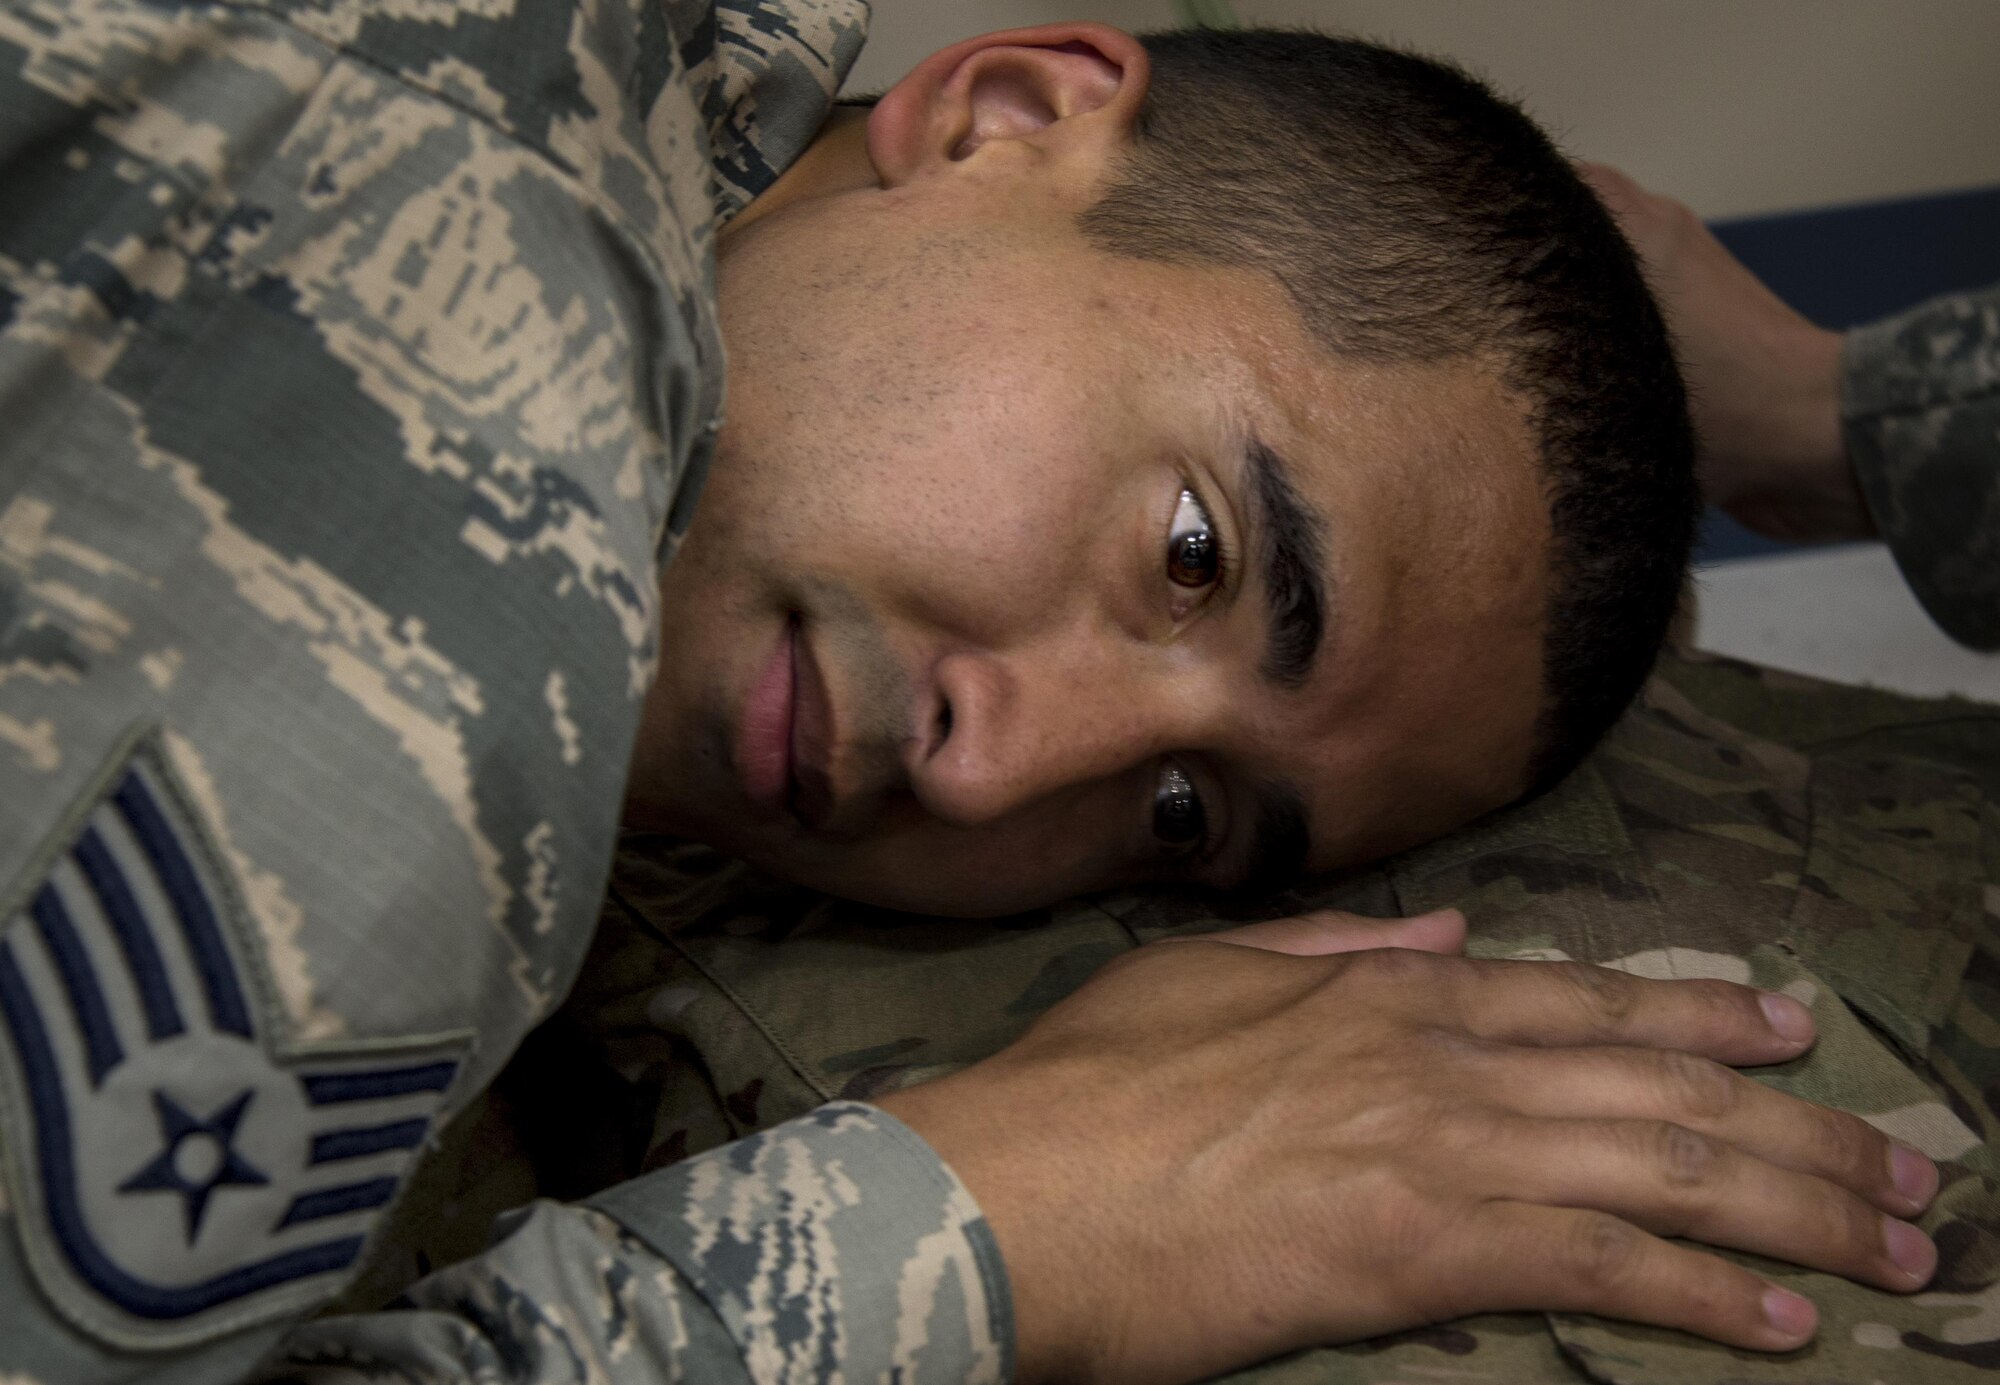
top-left (845, 0), bottom-right (2000, 220)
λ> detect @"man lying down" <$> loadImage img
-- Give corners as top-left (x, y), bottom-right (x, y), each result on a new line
top-left (0, 2), bottom-right (1994, 1381)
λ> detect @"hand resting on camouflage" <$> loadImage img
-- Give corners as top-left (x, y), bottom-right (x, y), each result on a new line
top-left (876, 909), bottom-right (1941, 1385)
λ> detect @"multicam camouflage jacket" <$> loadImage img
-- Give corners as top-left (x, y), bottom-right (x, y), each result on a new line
top-left (1846, 282), bottom-right (2000, 650)
top-left (548, 646), bottom-right (2000, 1385)
top-left (0, 2), bottom-right (1005, 1382)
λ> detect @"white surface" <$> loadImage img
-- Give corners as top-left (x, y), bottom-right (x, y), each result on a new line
top-left (1693, 545), bottom-right (2000, 703)
top-left (845, 0), bottom-right (2000, 221)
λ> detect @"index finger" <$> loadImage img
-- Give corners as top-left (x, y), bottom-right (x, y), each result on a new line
top-left (1431, 957), bottom-right (1815, 1066)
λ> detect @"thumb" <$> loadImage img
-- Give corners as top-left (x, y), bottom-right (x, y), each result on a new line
top-left (1204, 907), bottom-right (1467, 958)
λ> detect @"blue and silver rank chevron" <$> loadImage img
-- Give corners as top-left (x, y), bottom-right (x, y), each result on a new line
top-left (0, 728), bottom-right (471, 1350)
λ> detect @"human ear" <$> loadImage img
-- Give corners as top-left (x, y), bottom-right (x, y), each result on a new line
top-left (867, 23), bottom-right (1150, 186)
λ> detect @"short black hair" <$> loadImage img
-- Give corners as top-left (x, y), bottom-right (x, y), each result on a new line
top-left (1080, 28), bottom-right (1698, 791)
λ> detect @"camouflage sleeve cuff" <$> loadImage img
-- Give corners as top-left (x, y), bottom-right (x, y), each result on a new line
top-left (589, 1101), bottom-right (1015, 1385)
top-left (1841, 284), bottom-right (2000, 650)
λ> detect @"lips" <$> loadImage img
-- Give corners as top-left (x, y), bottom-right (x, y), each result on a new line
top-left (737, 617), bottom-right (838, 827)
top-left (788, 629), bottom-right (836, 829)
top-left (737, 619), bottom-right (797, 812)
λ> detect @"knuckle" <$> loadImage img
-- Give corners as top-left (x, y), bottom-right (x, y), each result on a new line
top-left (1802, 1186), bottom-right (1875, 1264)
top-left (1841, 1196), bottom-right (1883, 1260)
top-left (1351, 1174), bottom-right (1446, 1262)
top-left (1099, 946), bottom-right (1151, 975)
top-left (1097, 946), bottom-right (1176, 992)
top-left (1656, 194), bottom-right (1702, 237)
top-left (1348, 945), bottom-right (1442, 988)
top-left (1674, 1259), bottom-right (1737, 1323)
top-left (1599, 170), bottom-right (1641, 205)
top-left (1647, 1120), bottom-right (1722, 1190)
top-left (1652, 1050), bottom-right (1741, 1121)
top-left (1825, 1109), bottom-right (1887, 1178)
top-left (1696, 978), bottom-right (1763, 1028)
top-left (1557, 963), bottom-right (1639, 1028)
top-left (1559, 1212), bottom-right (1647, 1290)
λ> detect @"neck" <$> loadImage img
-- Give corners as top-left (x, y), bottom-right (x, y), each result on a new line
top-left (722, 106), bottom-right (877, 245)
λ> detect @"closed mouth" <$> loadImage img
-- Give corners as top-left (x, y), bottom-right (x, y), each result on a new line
top-left (788, 622), bottom-right (837, 830)
top-left (737, 617), bottom-right (798, 814)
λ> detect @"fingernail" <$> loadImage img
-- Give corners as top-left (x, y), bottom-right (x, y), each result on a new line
top-left (1890, 1142), bottom-right (1939, 1209)
top-left (1759, 993), bottom-right (1814, 1044)
top-left (1884, 1218), bottom-right (1937, 1283)
top-left (1762, 1286), bottom-right (1816, 1341)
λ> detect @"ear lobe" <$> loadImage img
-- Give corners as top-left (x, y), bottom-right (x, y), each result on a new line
top-left (868, 23), bottom-right (1149, 186)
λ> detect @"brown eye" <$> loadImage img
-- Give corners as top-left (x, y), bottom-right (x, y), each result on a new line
top-left (1153, 763), bottom-right (1207, 848)
top-left (1166, 489), bottom-right (1221, 589)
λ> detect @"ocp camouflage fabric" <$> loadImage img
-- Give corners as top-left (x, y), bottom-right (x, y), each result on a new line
top-left (1846, 282), bottom-right (2000, 650)
top-left (0, 2), bottom-right (1014, 1382)
top-left (566, 647), bottom-right (2000, 1384)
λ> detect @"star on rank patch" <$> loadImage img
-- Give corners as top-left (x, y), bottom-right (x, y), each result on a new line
top-left (0, 729), bottom-right (471, 1351)
top-left (120, 1088), bottom-right (271, 1243)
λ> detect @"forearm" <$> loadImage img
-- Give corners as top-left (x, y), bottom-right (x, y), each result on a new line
top-left (1842, 284), bottom-right (2000, 650)
top-left (266, 1104), bottom-right (1012, 1384)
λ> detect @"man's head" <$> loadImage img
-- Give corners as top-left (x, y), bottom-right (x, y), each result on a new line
top-left (626, 23), bottom-right (1696, 915)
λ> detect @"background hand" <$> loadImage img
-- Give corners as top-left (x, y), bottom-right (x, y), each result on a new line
top-left (879, 913), bottom-right (1938, 1384)
top-left (1582, 162), bottom-right (1876, 544)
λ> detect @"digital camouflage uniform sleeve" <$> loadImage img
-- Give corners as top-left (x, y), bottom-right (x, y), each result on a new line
top-left (565, 647), bottom-right (2000, 1384)
top-left (1844, 282), bottom-right (2000, 650)
top-left (0, 0), bottom-right (1009, 1381)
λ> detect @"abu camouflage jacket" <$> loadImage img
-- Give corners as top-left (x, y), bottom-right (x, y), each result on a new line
top-left (2, 0), bottom-right (1995, 1372)
top-left (0, 2), bottom-right (1003, 1382)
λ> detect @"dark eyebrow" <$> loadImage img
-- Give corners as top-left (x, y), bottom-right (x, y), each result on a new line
top-left (1245, 438), bottom-right (1331, 689)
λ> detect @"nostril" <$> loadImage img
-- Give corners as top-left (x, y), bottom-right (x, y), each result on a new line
top-left (934, 698), bottom-right (954, 753)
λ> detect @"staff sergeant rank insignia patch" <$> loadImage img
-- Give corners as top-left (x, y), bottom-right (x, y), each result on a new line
top-left (0, 730), bottom-right (471, 1350)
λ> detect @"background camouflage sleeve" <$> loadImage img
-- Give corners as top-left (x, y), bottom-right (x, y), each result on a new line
top-left (266, 1103), bottom-right (1013, 1385)
top-left (1843, 283), bottom-right (2000, 649)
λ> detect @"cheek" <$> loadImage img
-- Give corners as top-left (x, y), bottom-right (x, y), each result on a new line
top-left (716, 410), bottom-right (1108, 625)
top-left (718, 340), bottom-right (1132, 613)
top-left (775, 795), bottom-right (1138, 918)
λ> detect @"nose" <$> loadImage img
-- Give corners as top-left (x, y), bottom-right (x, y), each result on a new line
top-left (908, 634), bottom-right (1180, 828)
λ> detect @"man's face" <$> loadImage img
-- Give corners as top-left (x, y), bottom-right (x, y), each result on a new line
top-left (631, 153), bottom-right (1551, 916)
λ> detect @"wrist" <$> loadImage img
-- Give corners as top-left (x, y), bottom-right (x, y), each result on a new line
top-left (1776, 323), bottom-right (1847, 474)
top-left (1705, 322), bottom-right (1874, 542)
top-left (877, 1068), bottom-right (1113, 1384)
top-left (1717, 320), bottom-right (1844, 476)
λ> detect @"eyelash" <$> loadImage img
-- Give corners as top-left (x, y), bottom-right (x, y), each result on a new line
top-left (1167, 486), bottom-right (1229, 601)
top-left (1153, 759), bottom-right (1221, 865)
